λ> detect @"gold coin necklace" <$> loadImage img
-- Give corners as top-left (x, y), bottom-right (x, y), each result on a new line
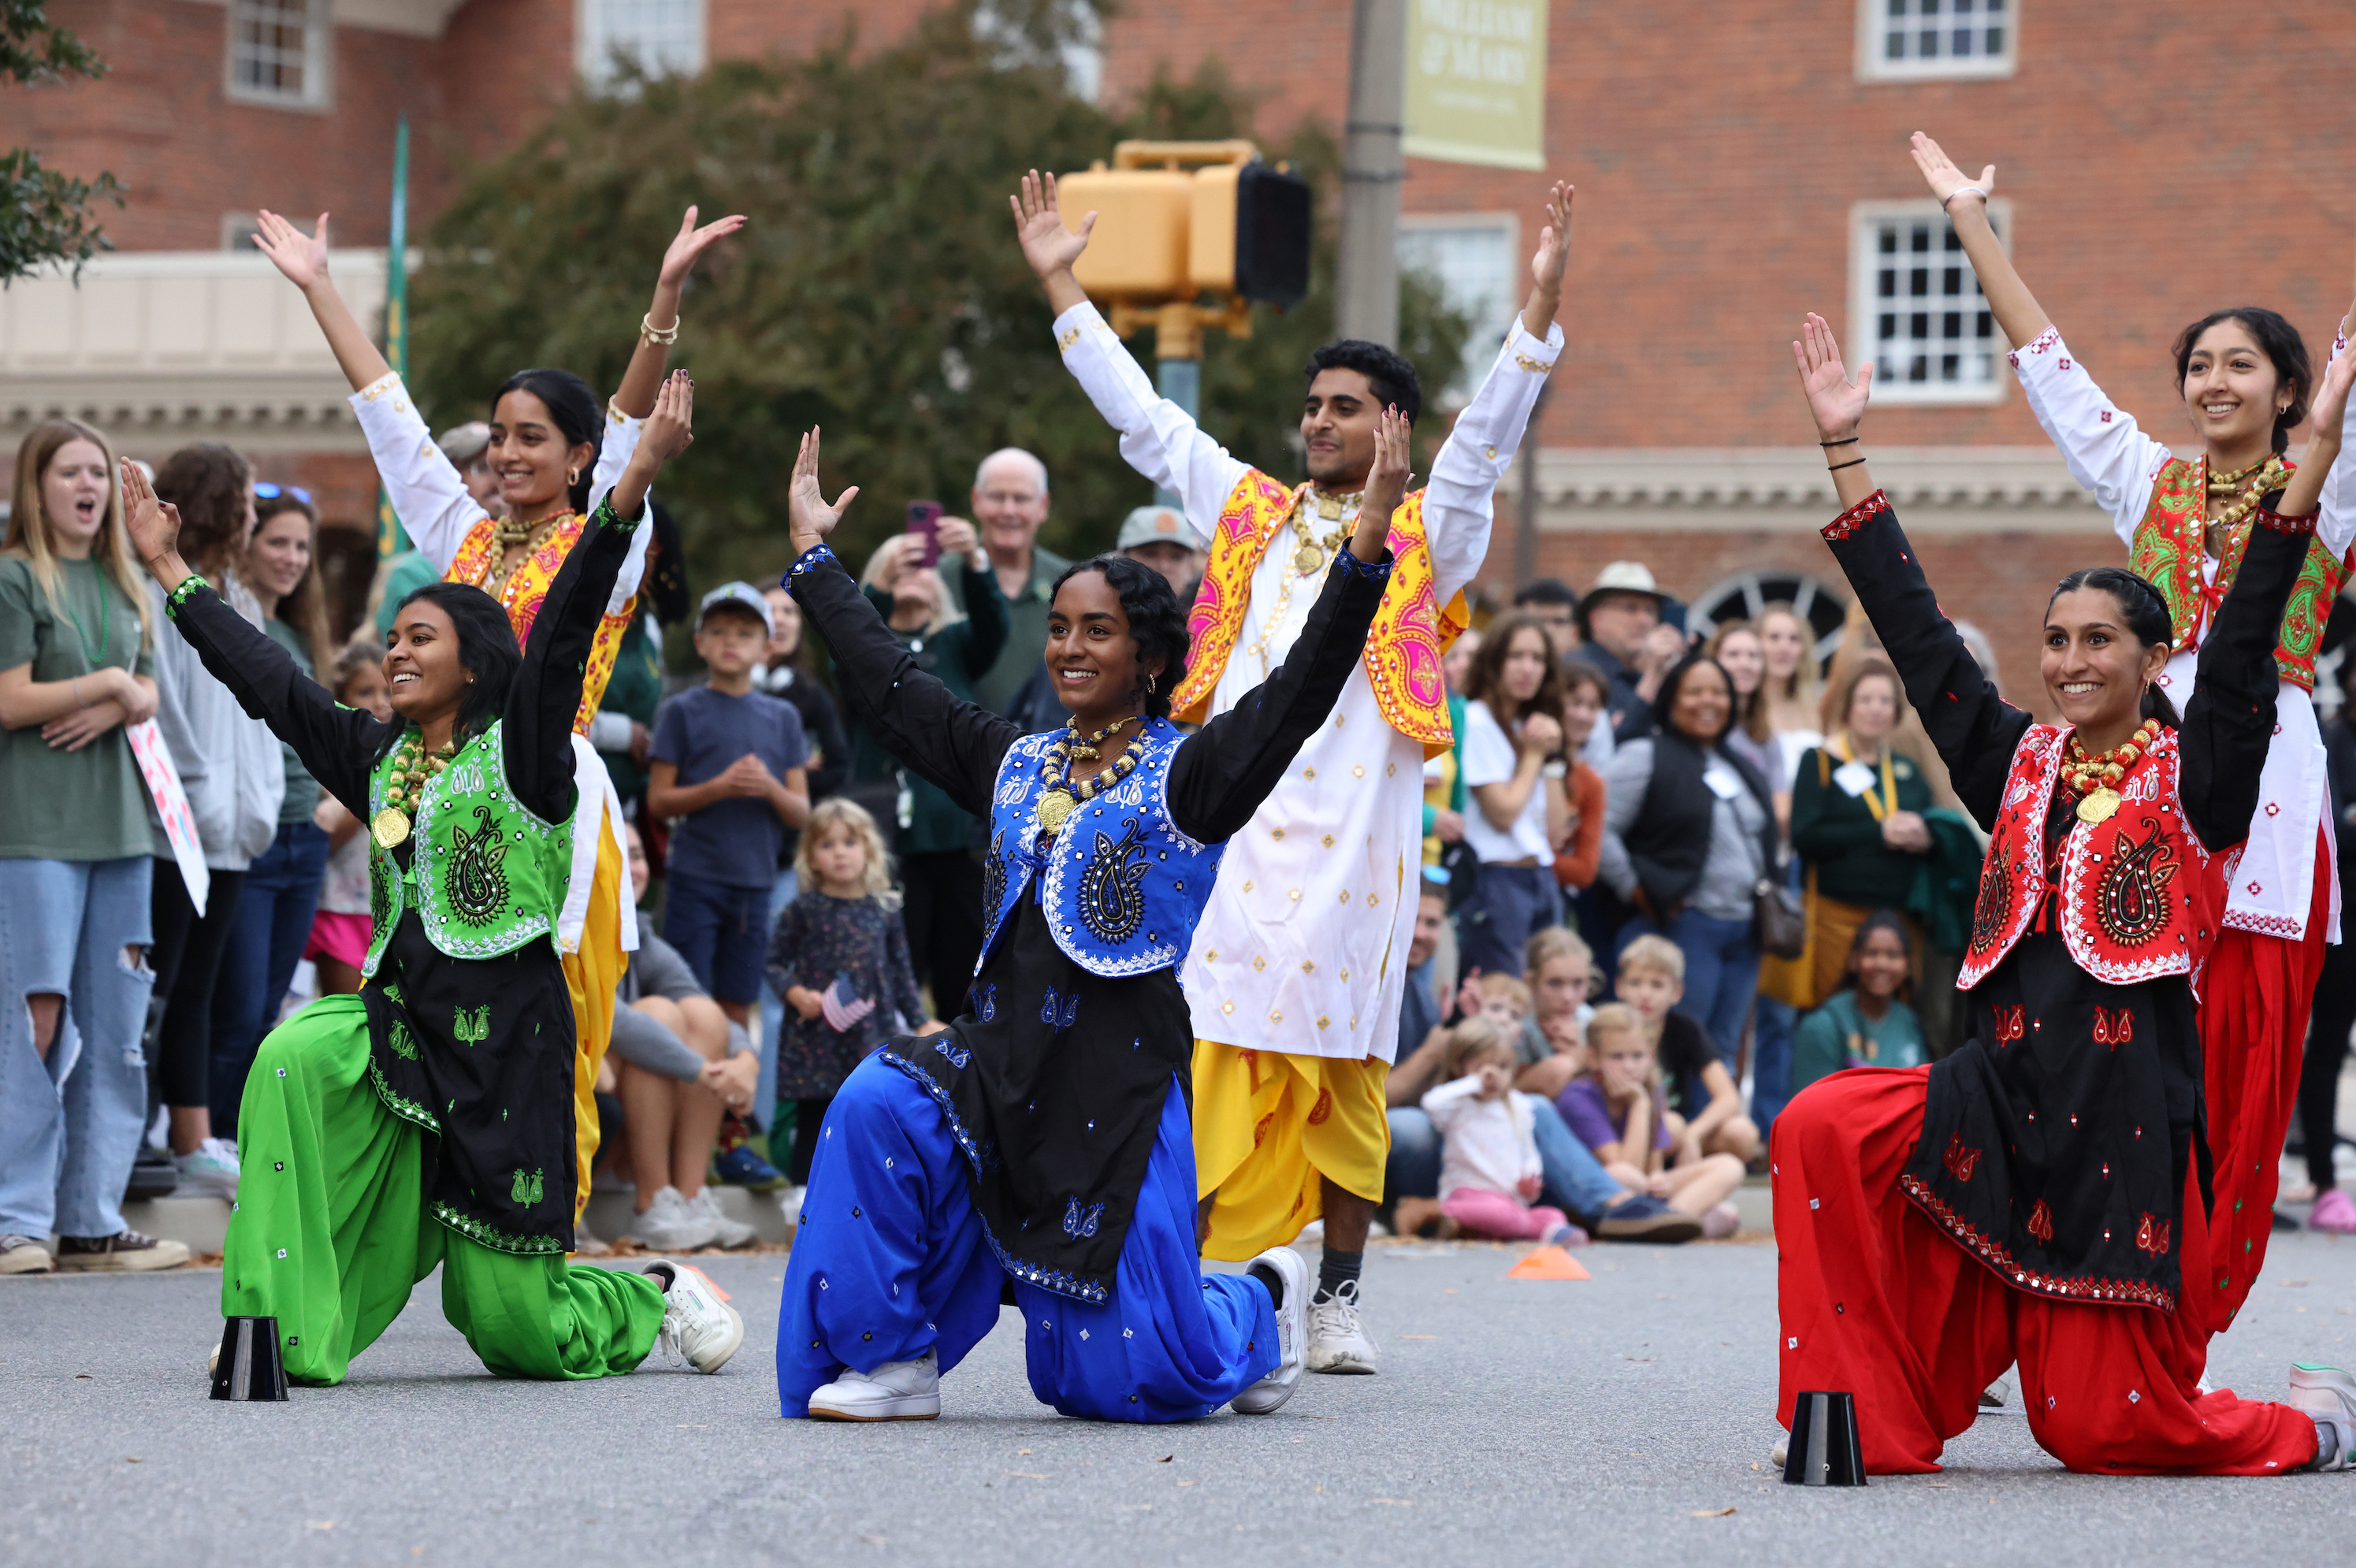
top-left (2060, 719), bottom-right (2158, 826)
top-left (1249, 490), bottom-right (1355, 677)
top-left (371, 733), bottom-right (459, 849)
top-left (482, 511), bottom-right (572, 599)
top-left (1035, 717), bottom-right (1146, 838)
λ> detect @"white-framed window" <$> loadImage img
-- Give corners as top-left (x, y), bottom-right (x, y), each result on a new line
top-left (1692, 572), bottom-right (1849, 667)
top-left (227, 0), bottom-right (330, 110)
top-left (1396, 214), bottom-right (1519, 403)
top-left (1857, 0), bottom-right (2017, 81)
top-left (577, 0), bottom-right (705, 90)
top-left (1849, 199), bottom-right (2012, 406)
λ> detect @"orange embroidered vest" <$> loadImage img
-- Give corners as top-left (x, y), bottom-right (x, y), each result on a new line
top-left (2128, 455), bottom-right (2339, 689)
top-left (1172, 470), bottom-right (1466, 758)
top-left (446, 513), bottom-right (634, 735)
top-left (1960, 723), bottom-right (2224, 995)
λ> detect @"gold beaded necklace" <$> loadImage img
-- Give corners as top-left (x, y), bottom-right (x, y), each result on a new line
top-left (2202, 453), bottom-right (2291, 558)
top-left (1034, 716), bottom-right (1147, 837)
top-left (482, 511), bottom-right (573, 599)
top-left (1245, 489), bottom-right (1357, 677)
top-left (2060, 719), bottom-right (2160, 826)
top-left (370, 732), bottom-right (459, 849)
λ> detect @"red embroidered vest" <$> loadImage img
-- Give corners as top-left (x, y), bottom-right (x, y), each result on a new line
top-left (2127, 454), bottom-right (2340, 689)
top-left (1960, 723), bottom-right (2225, 994)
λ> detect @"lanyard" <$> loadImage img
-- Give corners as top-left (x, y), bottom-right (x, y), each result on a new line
top-left (1833, 735), bottom-right (1897, 822)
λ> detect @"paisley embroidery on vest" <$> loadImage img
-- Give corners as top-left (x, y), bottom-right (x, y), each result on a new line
top-left (453, 1005), bottom-right (489, 1046)
top-left (1076, 819), bottom-right (1150, 945)
top-left (1061, 1196), bottom-right (1105, 1238)
top-left (2093, 1005), bottom-right (2135, 1047)
top-left (2027, 1199), bottom-right (2054, 1246)
top-left (2092, 819), bottom-right (2178, 949)
top-left (1942, 1133), bottom-right (1982, 1183)
top-left (1992, 1005), bottom-right (2025, 1045)
top-left (509, 1167), bottom-right (544, 1206)
top-left (933, 1035), bottom-right (972, 1069)
top-left (970, 983), bottom-right (997, 1024)
top-left (2135, 1211), bottom-right (2172, 1258)
top-left (1969, 852), bottom-right (2014, 956)
top-left (447, 804), bottom-right (513, 925)
top-left (388, 1020), bottom-right (420, 1061)
top-left (1040, 987), bottom-right (1080, 1031)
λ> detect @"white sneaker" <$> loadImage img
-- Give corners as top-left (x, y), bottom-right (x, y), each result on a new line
top-left (808, 1347), bottom-right (941, 1421)
top-left (629, 1186), bottom-right (719, 1251)
top-left (777, 1184), bottom-right (808, 1224)
top-left (1981, 1371), bottom-right (2014, 1408)
top-left (2290, 1362), bottom-right (2356, 1470)
top-left (688, 1187), bottom-right (757, 1249)
top-left (1231, 1245), bottom-right (1310, 1414)
top-left (173, 1138), bottom-right (240, 1200)
top-left (643, 1258), bottom-right (743, 1373)
top-left (1306, 1276), bottom-right (1379, 1374)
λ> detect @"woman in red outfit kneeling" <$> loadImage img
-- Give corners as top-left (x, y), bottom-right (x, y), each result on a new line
top-left (1769, 312), bottom-right (2356, 1477)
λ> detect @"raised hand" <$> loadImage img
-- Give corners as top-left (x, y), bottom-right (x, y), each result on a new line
top-left (251, 210), bottom-right (333, 290)
top-left (1350, 404), bottom-right (1414, 559)
top-left (659, 204), bottom-right (747, 290)
top-left (1011, 169), bottom-right (1094, 283)
top-left (1529, 180), bottom-right (1575, 296)
top-left (1793, 312), bottom-right (1872, 442)
top-left (640, 369), bottom-right (695, 463)
top-left (2278, 336), bottom-right (2356, 516)
top-left (933, 515), bottom-right (981, 566)
top-left (787, 427), bottom-right (861, 555)
top-left (1908, 132), bottom-right (1994, 209)
top-left (118, 458), bottom-right (185, 581)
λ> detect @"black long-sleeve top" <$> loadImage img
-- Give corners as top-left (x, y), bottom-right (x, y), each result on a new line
top-left (787, 537), bottom-right (1392, 1297)
top-left (1816, 489), bottom-right (2307, 1312)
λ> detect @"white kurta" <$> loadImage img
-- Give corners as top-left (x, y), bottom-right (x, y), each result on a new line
top-left (349, 372), bottom-right (650, 956)
top-left (2009, 325), bottom-right (2355, 943)
top-left (1056, 303), bottom-right (1559, 1061)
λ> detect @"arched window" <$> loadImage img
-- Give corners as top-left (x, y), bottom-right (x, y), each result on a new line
top-left (1690, 570), bottom-right (1849, 667)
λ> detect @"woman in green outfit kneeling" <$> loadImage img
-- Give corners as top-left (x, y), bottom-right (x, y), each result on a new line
top-left (121, 373), bottom-right (740, 1386)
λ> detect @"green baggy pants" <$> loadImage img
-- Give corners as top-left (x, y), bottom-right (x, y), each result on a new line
top-left (221, 994), bottom-right (664, 1385)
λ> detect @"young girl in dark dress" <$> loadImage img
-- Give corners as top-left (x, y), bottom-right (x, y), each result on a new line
top-left (121, 375), bottom-right (741, 1387)
top-left (1772, 314), bottom-right (2356, 1476)
top-left (774, 418), bottom-right (1405, 1424)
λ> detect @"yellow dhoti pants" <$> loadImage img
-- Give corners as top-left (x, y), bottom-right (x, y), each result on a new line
top-left (1191, 1040), bottom-right (1389, 1262)
top-left (567, 822), bottom-right (628, 1220)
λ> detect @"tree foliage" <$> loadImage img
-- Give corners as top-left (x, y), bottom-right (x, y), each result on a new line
top-left (408, 0), bottom-right (1470, 593)
top-left (0, 0), bottom-right (122, 284)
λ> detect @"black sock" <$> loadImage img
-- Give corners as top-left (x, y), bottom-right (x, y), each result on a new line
top-left (1314, 1247), bottom-right (1363, 1303)
top-left (1247, 1261), bottom-right (1285, 1310)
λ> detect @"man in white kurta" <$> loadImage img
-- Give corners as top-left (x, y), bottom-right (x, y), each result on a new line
top-left (1018, 172), bottom-right (1571, 1373)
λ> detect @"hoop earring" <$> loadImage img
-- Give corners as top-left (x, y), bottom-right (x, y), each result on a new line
top-left (1146, 671), bottom-right (1158, 696)
top-left (566, 467), bottom-right (582, 488)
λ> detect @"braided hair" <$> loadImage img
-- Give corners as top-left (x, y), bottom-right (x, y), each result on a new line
top-left (2047, 566), bottom-right (2179, 726)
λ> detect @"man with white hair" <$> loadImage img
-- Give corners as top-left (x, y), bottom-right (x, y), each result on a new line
top-left (941, 446), bottom-right (1070, 714)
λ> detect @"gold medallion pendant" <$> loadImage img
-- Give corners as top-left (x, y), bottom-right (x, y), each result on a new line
top-left (1035, 791), bottom-right (1076, 836)
top-left (371, 806), bottom-right (414, 849)
top-left (2075, 787), bottom-right (2123, 826)
top-left (1293, 542), bottom-right (1324, 575)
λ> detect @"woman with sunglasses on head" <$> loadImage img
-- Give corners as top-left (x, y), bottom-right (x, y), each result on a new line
top-left (773, 417), bottom-right (1402, 1424)
top-left (120, 374), bottom-right (742, 1384)
top-left (1908, 133), bottom-right (2356, 1324)
top-left (1772, 312), bottom-right (2356, 1476)
top-left (251, 204), bottom-right (742, 1224)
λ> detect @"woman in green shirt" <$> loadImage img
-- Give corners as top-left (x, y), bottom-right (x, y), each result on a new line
top-left (1789, 910), bottom-right (1926, 1097)
top-left (0, 420), bottom-right (176, 1275)
top-left (1789, 656), bottom-right (1931, 1004)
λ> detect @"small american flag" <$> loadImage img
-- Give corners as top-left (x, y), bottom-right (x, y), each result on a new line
top-left (819, 973), bottom-right (875, 1034)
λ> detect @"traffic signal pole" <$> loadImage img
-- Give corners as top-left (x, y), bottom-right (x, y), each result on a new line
top-left (1154, 301), bottom-right (1203, 509)
top-left (1336, 0), bottom-right (1406, 347)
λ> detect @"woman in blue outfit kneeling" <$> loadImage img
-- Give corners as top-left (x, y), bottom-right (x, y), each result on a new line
top-left (774, 419), bottom-right (1406, 1423)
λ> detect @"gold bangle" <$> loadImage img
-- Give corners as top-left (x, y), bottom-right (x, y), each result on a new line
top-left (639, 313), bottom-right (680, 347)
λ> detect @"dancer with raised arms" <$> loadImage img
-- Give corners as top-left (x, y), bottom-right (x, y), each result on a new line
top-left (122, 373), bottom-right (741, 1387)
top-left (1771, 313), bottom-right (2356, 1474)
top-left (1906, 133), bottom-right (2356, 1319)
top-left (772, 413), bottom-right (1403, 1422)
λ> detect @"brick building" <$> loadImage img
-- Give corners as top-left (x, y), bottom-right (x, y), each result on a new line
top-left (7, 0), bottom-right (2354, 691)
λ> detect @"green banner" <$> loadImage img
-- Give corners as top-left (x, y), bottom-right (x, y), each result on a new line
top-left (1402, 0), bottom-right (1548, 172)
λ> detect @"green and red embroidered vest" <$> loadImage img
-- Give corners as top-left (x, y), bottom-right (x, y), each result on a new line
top-left (362, 720), bottom-right (573, 976)
top-left (2128, 455), bottom-right (2339, 689)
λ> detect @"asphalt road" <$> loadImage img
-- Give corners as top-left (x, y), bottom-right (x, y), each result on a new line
top-left (7, 1231), bottom-right (2355, 1568)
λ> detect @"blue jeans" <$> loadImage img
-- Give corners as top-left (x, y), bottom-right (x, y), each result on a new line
top-left (1385, 1098), bottom-right (1623, 1221)
top-left (1619, 907), bottom-right (1760, 1068)
top-left (757, 868), bottom-right (797, 1132)
top-left (0, 857), bottom-right (154, 1239)
top-left (1455, 863), bottom-right (1563, 978)
top-left (1749, 994), bottom-right (1796, 1144)
top-left (209, 819), bottom-right (329, 1136)
top-left (663, 871), bottom-right (773, 1005)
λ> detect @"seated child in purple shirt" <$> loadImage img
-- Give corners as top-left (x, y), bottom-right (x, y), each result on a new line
top-left (1556, 1004), bottom-right (1745, 1239)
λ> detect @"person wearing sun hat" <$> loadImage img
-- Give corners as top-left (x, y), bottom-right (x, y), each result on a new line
top-left (1572, 560), bottom-right (1684, 741)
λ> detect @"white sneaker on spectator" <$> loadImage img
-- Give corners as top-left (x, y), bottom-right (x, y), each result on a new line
top-left (629, 1186), bottom-right (719, 1251)
top-left (1231, 1245), bottom-right (1309, 1414)
top-left (53, 1229), bottom-right (189, 1271)
top-left (808, 1348), bottom-right (941, 1421)
top-left (2291, 1363), bottom-right (2356, 1470)
top-left (688, 1187), bottom-right (756, 1249)
top-left (1306, 1276), bottom-right (1378, 1374)
top-left (777, 1184), bottom-right (808, 1226)
top-left (642, 1258), bottom-right (743, 1373)
top-left (173, 1138), bottom-right (240, 1200)
top-left (0, 1235), bottom-right (53, 1274)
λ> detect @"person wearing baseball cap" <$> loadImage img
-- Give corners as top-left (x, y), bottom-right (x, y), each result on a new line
top-left (1116, 504), bottom-right (1206, 600)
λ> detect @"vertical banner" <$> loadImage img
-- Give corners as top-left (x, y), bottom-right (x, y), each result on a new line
top-left (126, 719), bottom-right (208, 917)
top-left (1402, 0), bottom-right (1548, 171)
top-left (377, 113), bottom-right (412, 561)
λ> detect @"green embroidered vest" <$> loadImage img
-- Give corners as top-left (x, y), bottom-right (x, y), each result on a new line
top-left (2129, 454), bottom-right (2341, 689)
top-left (362, 720), bottom-right (572, 975)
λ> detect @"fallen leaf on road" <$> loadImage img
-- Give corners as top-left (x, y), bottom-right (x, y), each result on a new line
top-left (1005, 1472), bottom-right (1048, 1480)
top-left (1371, 1498), bottom-right (1413, 1506)
top-left (2281, 1278), bottom-right (2313, 1287)
top-left (306, 1522), bottom-right (334, 1532)
top-left (76, 1374), bottom-right (91, 1380)
top-left (1400, 1335), bottom-right (1436, 1340)
top-left (1177, 1481), bottom-right (1197, 1488)
top-left (1157, 1455), bottom-right (1172, 1462)
top-left (675, 1423), bottom-right (708, 1429)
top-left (1018, 1448), bottom-right (1031, 1455)
top-left (1689, 1507), bottom-right (1736, 1518)
top-left (858, 1536), bottom-right (888, 1546)
top-left (1443, 1288), bottom-right (1458, 1295)
top-left (1623, 1356), bottom-right (1655, 1363)
top-left (1118, 1505), bottom-right (1153, 1513)
top-left (124, 1458), bottom-right (141, 1464)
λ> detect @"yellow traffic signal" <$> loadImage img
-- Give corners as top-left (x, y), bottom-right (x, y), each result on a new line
top-left (1057, 141), bottom-right (1310, 313)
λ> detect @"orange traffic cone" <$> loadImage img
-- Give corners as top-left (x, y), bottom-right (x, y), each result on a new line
top-left (1506, 1245), bottom-right (1589, 1280)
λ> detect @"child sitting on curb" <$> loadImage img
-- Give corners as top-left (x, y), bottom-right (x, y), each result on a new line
top-left (1558, 1004), bottom-right (1744, 1238)
top-left (1613, 934), bottom-right (1760, 1164)
top-left (1420, 1017), bottom-right (1587, 1246)
top-left (1514, 926), bottom-right (1595, 1098)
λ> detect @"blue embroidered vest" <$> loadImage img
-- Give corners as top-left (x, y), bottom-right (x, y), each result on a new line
top-left (976, 718), bottom-right (1223, 979)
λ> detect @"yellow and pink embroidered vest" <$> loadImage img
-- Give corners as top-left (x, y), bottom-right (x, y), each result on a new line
top-left (2130, 455), bottom-right (2339, 689)
top-left (1172, 470), bottom-right (1466, 759)
top-left (446, 513), bottom-right (634, 735)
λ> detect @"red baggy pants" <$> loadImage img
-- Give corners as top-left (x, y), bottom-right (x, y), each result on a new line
top-left (1773, 1066), bottom-right (2317, 1476)
top-left (2200, 829), bottom-right (2332, 1334)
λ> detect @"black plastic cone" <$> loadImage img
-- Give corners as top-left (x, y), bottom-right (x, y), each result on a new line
top-left (210, 1316), bottom-right (289, 1402)
top-left (1782, 1390), bottom-right (1867, 1485)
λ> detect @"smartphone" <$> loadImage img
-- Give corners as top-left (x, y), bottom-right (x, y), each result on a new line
top-left (905, 501), bottom-right (943, 569)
